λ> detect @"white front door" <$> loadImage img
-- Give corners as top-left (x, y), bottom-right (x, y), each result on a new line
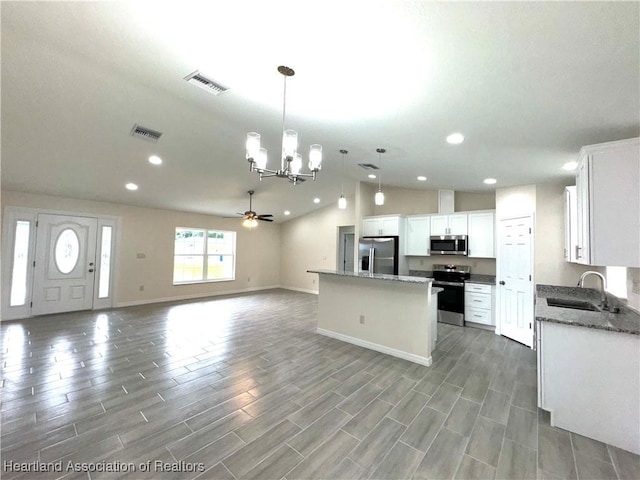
top-left (31, 214), bottom-right (98, 315)
top-left (497, 215), bottom-right (534, 347)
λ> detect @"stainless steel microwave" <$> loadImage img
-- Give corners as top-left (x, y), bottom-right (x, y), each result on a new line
top-left (430, 235), bottom-right (468, 255)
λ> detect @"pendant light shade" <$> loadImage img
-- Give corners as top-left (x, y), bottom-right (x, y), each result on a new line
top-left (338, 149), bottom-right (348, 209)
top-left (375, 148), bottom-right (386, 206)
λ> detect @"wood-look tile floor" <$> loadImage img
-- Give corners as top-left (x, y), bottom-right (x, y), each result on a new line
top-left (1, 289), bottom-right (639, 480)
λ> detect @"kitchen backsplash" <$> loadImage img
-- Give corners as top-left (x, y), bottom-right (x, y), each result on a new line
top-left (408, 256), bottom-right (496, 275)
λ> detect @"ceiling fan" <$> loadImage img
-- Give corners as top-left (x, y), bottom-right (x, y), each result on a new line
top-left (238, 190), bottom-right (273, 227)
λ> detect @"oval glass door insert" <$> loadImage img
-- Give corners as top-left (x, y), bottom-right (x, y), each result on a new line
top-left (55, 228), bottom-right (80, 274)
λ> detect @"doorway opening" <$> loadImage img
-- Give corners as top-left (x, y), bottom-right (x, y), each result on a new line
top-left (337, 226), bottom-right (355, 272)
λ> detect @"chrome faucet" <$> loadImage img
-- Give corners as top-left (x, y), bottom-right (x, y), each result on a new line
top-left (577, 271), bottom-right (609, 310)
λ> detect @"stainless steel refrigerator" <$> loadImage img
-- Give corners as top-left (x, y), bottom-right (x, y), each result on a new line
top-left (358, 236), bottom-right (407, 275)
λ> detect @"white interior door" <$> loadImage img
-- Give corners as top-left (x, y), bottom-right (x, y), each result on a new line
top-left (31, 214), bottom-right (98, 315)
top-left (497, 215), bottom-right (534, 347)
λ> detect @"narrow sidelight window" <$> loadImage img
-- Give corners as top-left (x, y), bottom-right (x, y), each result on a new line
top-left (10, 221), bottom-right (30, 306)
top-left (98, 226), bottom-right (113, 299)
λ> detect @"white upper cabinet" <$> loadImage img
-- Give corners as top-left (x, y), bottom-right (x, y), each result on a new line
top-left (362, 215), bottom-right (404, 236)
top-left (430, 214), bottom-right (468, 236)
top-left (468, 212), bottom-right (495, 258)
top-left (405, 215), bottom-right (431, 256)
top-left (575, 137), bottom-right (639, 267)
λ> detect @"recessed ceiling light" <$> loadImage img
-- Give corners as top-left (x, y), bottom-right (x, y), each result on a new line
top-left (562, 161), bottom-right (578, 171)
top-left (446, 133), bottom-right (464, 145)
top-left (368, 174), bottom-right (377, 179)
top-left (284, 210), bottom-right (291, 216)
top-left (125, 183), bottom-right (138, 191)
top-left (148, 155), bottom-right (162, 165)
top-left (313, 198), bottom-right (320, 204)
top-left (483, 178), bottom-right (497, 185)
top-left (417, 176), bottom-right (427, 181)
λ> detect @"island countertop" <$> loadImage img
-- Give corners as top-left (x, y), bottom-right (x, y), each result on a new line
top-left (308, 269), bottom-right (433, 285)
top-left (536, 284), bottom-right (640, 335)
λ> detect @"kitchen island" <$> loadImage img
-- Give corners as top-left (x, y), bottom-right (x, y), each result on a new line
top-left (308, 270), bottom-right (441, 366)
top-left (536, 284), bottom-right (640, 455)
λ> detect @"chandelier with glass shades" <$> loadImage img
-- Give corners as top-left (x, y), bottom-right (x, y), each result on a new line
top-left (246, 66), bottom-right (322, 185)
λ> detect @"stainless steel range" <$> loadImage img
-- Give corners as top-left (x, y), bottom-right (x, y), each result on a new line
top-left (432, 264), bottom-right (471, 326)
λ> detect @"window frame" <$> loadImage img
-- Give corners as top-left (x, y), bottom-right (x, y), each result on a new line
top-left (173, 227), bottom-right (236, 285)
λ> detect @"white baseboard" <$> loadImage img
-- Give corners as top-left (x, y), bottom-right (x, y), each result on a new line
top-left (116, 285), bottom-right (282, 307)
top-left (316, 328), bottom-right (432, 366)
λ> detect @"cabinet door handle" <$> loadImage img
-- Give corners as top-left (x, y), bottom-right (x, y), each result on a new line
top-left (499, 281), bottom-right (506, 285)
top-left (575, 245), bottom-right (581, 259)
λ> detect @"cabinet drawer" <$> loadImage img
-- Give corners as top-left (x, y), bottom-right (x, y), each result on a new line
top-left (465, 307), bottom-right (492, 325)
top-left (465, 292), bottom-right (492, 310)
top-left (465, 283), bottom-right (492, 294)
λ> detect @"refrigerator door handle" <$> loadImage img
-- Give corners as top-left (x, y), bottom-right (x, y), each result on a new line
top-left (369, 247), bottom-right (375, 273)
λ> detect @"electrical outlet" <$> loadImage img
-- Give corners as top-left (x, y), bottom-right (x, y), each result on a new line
top-left (312, 279), bottom-right (316, 284)
top-left (247, 276), bottom-right (251, 282)
top-left (139, 285), bottom-right (144, 292)
top-left (359, 315), bottom-right (365, 324)
top-left (420, 259), bottom-right (424, 266)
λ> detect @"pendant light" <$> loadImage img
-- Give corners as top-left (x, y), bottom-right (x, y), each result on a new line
top-left (338, 149), bottom-right (348, 209)
top-left (374, 148), bottom-right (386, 206)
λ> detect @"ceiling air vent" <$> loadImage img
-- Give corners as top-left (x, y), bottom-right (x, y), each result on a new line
top-left (358, 163), bottom-right (380, 170)
top-left (130, 124), bottom-right (162, 143)
top-left (184, 70), bottom-right (229, 96)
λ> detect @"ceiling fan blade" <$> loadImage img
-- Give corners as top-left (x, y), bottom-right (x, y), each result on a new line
top-left (258, 217), bottom-right (274, 222)
top-left (257, 214), bottom-right (273, 218)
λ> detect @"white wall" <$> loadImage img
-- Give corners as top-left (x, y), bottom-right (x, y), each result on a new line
top-left (496, 184), bottom-right (536, 218)
top-left (279, 195), bottom-right (356, 293)
top-left (2, 190), bottom-right (281, 307)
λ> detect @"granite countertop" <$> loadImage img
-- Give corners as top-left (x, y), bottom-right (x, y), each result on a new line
top-left (308, 269), bottom-right (433, 285)
top-left (536, 284), bottom-right (640, 335)
top-left (466, 274), bottom-right (496, 285)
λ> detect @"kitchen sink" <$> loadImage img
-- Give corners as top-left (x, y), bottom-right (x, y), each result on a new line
top-left (546, 297), bottom-right (600, 311)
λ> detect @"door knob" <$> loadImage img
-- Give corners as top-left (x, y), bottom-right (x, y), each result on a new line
top-left (88, 269), bottom-right (94, 273)
top-left (499, 280), bottom-right (505, 285)
top-left (89, 262), bottom-right (94, 266)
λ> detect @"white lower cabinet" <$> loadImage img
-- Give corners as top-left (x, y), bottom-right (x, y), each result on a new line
top-left (464, 282), bottom-right (494, 326)
top-left (537, 321), bottom-right (640, 455)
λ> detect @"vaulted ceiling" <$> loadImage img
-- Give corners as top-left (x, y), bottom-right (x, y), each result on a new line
top-left (2, 1), bottom-right (638, 221)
